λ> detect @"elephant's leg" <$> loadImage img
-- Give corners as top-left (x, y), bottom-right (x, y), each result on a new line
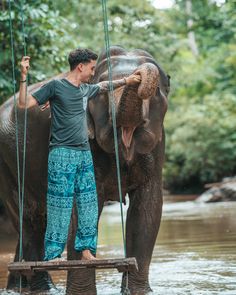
top-left (66, 200), bottom-right (104, 295)
top-left (7, 238), bottom-right (54, 292)
top-left (123, 181), bottom-right (163, 295)
top-left (21, 219), bottom-right (55, 292)
top-left (0, 158), bottom-right (28, 290)
top-left (0, 158), bottom-right (54, 291)
top-left (6, 201), bottom-right (55, 292)
top-left (6, 240), bottom-right (28, 289)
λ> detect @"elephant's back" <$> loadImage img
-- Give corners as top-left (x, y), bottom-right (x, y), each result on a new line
top-left (0, 80), bottom-right (43, 131)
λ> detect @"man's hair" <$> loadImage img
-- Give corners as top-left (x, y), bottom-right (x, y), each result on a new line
top-left (68, 48), bottom-right (98, 70)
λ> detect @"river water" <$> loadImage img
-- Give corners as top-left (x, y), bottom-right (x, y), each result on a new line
top-left (0, 197), bottom-right (236, 294)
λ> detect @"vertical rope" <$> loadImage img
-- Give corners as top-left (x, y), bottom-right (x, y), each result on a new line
top-left (101, 1), bottom-right (130, 294)
top-left (101, 0), bottom-right (126, 258)
top-left (8, 1), bottom-right (28, 292)
top-left (8, 0), bottom-right (22, 258)
top-left (8, 1), bottom-right (23, 292)
top-left (19, 0), bottom-right (28, 263)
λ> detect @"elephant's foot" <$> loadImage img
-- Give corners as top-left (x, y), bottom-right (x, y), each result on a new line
top-left (121, 272), bottom-right (153, 295)
top-left (66, 269), bottom-right (97, 295)
top-left (7, 271), bottom-right (55, 293)
top-left (67, 291), bottom-right (96, 295)
top-left (121, 284), bottom-right (153, 295)
top-left (30, 271), bottom-right (56, 291)
top-left (7, 273), bottom-right (28, 290)
top-left (123, 290), bottom-right (153, 295)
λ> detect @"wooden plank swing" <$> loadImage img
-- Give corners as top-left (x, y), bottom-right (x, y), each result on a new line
top-left (8, 258), bottom-right (138, 277)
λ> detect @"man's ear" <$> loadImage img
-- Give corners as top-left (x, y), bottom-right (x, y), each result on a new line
top-left (77, 63), bottom-right (83, 72)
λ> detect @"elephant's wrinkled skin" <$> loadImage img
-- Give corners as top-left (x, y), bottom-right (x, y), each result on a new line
top-left (0, 46), bottom-right (169, 294)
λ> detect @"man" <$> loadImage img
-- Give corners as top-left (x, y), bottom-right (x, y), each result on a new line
top-left (18, 48), bottom-right (141, 261)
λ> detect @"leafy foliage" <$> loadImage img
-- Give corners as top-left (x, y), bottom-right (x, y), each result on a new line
top-left (0, 0), bottom-right (77, 103)
top-left (163, 0), bottom-right (236, 191)
top-left (165, 93), bottom-right (236, 191)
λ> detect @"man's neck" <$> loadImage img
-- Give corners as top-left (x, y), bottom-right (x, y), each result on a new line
top-left (66, 72), bottom-right (82, 87)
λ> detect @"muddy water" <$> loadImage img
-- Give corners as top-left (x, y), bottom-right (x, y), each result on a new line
top-left (0, 197), bottom-right (236, 294)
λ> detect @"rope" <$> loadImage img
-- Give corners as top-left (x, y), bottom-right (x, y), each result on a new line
top-left (19, 0), bottom-right (28, 263)
top-left (8, 0), bottom-right (22, 259)
top-left (101, 0), bottom-right (126, 258)
top-left (8, 1), bottom-right (28, 292)
top-left (101, 1), bottom-right (130, 293)
top-left (8, 1), bottom-right (23, 293)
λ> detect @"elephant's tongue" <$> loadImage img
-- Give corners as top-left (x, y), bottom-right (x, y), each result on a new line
top-left (121, 126), bottom-right (135, 149)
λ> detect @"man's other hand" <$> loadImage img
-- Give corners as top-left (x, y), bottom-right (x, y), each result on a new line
top-left (20, 56), bottom-right (30, 76)
top-left (40, 101), bottom-right (50, 111)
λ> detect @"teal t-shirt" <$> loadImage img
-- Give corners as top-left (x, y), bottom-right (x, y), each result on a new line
top-left (32, 79), bottom-right (100, 150)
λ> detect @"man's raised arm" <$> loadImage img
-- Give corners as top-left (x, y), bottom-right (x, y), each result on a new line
top-left (18, 56), bottom-right (38, 109)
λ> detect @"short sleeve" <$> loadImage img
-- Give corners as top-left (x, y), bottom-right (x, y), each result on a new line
top-left (87, 84), bottom-right (100, 99)
top-left (31, 80), bottom-right (55, 106)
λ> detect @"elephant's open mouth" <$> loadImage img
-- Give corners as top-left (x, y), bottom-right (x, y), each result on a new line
top-left (121, 126), bottom-right (136, 149)
top-left (120, 122), bottom-right (158, 162)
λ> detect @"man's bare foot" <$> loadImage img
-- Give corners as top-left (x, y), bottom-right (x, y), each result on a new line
top-left (81, 250), bottom-right (97, 260)
top-left (52, 257), bottom-right (62, 262)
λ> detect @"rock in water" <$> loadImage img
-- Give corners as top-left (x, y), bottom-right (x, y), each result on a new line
top-left (196, 177), bottom-right (236, 203)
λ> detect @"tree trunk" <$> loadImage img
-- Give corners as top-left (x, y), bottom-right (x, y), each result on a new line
top-left (186, 0), bottom-right (199, 57)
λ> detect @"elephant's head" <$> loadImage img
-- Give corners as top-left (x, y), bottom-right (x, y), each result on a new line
top-left (88, 46), bottom-right (169, 162)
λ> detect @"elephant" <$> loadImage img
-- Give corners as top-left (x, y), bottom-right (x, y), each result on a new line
top-left (0, 46), bottom-right (169, 294)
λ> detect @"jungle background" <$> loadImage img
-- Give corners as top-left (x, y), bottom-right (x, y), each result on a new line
top-left (0, 0), bottom-right (235, 194)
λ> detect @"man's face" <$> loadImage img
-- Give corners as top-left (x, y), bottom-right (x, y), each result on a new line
top-left (79, 60), bottom-right (97, 83)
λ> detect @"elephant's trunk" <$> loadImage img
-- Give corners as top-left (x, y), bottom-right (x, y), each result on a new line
top-left (117, 63), bottom-right (159, 152)
top-left (117, 85), bottom-right (143, 128)
top-left (137, 62), bottom-right (159, 100)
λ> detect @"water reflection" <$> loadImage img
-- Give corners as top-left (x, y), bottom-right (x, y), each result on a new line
top-left (0, 198), bottom-right (236, 294)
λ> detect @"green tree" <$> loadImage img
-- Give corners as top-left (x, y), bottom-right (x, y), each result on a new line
top-left (0, 0), bottom-right (77, 103)
top-left (164, 93), bottom-right (236, 191)
top-left (164, 0), bottom-right (236, 191)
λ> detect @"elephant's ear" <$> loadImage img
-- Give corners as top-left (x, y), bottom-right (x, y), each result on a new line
top-left (87, 108), bottom-right (95, 139)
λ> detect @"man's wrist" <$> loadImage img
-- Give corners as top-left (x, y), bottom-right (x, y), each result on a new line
top-left (20, 73), bottom-right (27, 83)
top-left (21, 74), bottom-right (27, 80)
top-left (123, 77), bottom-right (128, 86)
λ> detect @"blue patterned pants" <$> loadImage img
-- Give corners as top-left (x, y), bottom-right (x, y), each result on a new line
top-left (44, 147), bottom-right (98, 261)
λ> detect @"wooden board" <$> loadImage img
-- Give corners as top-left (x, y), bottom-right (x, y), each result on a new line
top-left (8, 258), bottom-right (138, 276)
